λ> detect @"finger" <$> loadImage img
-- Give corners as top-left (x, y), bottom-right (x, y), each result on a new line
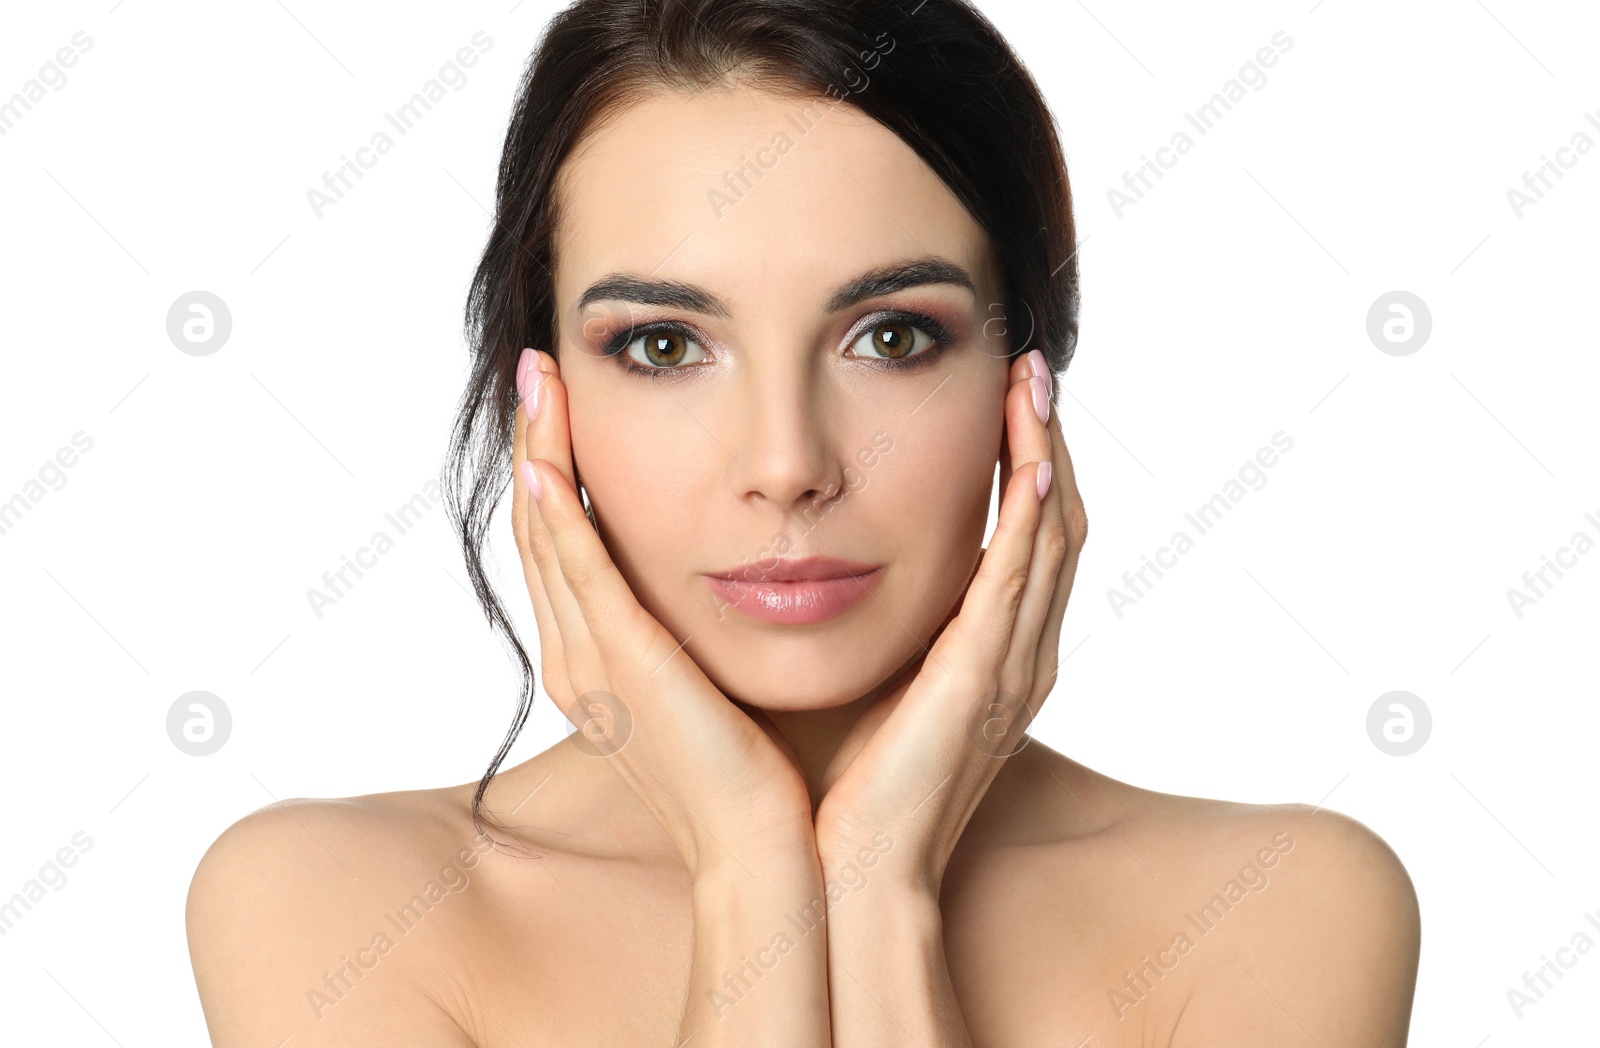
top-left (509, 350), bottom-right (571, 696)
top-left (524, 452), bottom-right (659, 672)
top-left (954, 352), bottom-right (1039, 674)
top-left (524, 350), bottom-right (578, 496)
top-left (517, 351), bottom-right (583, 633)
top-left (995, 352), bottom-right (1030, 505)
top-left (935, 377), bottom-right (1049, 682)
top-left (1003, 351), bottom-right (1070, 691)
top-left (1034, 402), bottom-right (1088, 694)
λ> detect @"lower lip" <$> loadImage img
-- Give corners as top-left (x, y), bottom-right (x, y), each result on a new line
top-left (704, 568), bottom-right (884, 625)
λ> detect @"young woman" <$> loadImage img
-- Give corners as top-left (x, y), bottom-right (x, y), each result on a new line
top-left (187, 1), bottom-right (1421, 1044)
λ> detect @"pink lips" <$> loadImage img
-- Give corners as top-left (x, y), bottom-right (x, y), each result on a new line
top-left (704, 556), bottom-right (884, 625)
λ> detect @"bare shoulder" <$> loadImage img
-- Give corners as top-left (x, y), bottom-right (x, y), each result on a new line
top-left (185, 784), bottom-right (495, 1046)
top-left (993, 743), bottom-right (1420, 1045)
top-left (1155, 794), bottom-right (1421, 1046)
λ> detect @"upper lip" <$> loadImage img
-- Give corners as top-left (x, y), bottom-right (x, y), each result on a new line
top-left (706, 556), bottom-right (883, 582)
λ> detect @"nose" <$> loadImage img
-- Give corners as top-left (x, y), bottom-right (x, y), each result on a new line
top-left (725, 353), bottom-right (848, 513)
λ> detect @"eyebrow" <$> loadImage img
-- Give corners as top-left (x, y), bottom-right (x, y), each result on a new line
top-left (574, 256), bottom-right (977, 318)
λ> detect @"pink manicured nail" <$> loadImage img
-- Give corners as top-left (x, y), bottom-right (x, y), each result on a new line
top-left (1027, 350), bottom-right (1047, 383)
top-left (516, 348), bottom-right (535, 402)
top-left (1029, 375), bottom-right (1049, 424)
top-left (520, 460), bottom-right (542, 500)
top-left (1037, 461), bottom-right (1052, 501)
top-left (525, 373), bottom-right (546, 424)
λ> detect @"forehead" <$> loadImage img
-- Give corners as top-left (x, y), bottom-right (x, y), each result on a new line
top-left (551, 81), bottom-right (1000, 314)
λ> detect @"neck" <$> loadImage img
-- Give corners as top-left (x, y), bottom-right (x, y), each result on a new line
top-left (746, 694), bottom-right (873, 806)
top-left (482, 651), bottom-right (929, 859)
top-left (740, 645), bottom-right (927, 807)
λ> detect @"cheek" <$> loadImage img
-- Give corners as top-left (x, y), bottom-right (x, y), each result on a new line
top-left (871, 395), bottom-right (1003, 610)
top-left (568, 393), bottom-right (708, 621)
top-left (891, 440), bottom-right (993, 533)
top-left (570, 400), bottom-right (668, 526)
top-left (896, 394), bottom-right (1004, 524)
top-left (570, 389), bottom-right (717, 515)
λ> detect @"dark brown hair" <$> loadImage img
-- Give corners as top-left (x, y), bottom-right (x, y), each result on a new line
top-left (444, 0), bottom-right (1079, 836)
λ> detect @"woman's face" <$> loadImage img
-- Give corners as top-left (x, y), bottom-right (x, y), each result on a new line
top-left (550, 81), bottom-right (1011, 711)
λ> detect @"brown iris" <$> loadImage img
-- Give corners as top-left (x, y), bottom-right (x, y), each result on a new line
top-left (642, 330), bottom-right (692, 368)
top-left (866, 321), bottom-right (916, 360)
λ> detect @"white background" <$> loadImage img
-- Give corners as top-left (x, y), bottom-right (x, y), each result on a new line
top-left (1, 0), bottom-right (1596, 1042)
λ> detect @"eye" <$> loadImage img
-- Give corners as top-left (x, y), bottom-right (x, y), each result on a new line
top-left (846, 314), bottom-right (944, 364)
top-left (608, 324), bottom-right (708, 376)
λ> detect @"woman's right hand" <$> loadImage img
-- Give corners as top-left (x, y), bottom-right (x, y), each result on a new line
top-left (509, 348), bottom-right (815, 875)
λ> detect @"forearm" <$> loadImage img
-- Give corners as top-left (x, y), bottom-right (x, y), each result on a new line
top-left (676, 856), bottom-right (833, 1046)
top-left (826, 885), bottom-right (972, 1047)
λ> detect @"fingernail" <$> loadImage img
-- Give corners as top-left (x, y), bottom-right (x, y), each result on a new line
top-left (1030, 374), bottom-right (1049, 425)
top-left (1036, 461), bottom-right (1052, 501)
top-left (525, 373), bottom-right (547, 424)
top-left (516, 348), bottom-right (535, 402)
top-left (520, 460), bottom-right (542, 500)
top-left (1027, 350), bottom-right (1047, 382)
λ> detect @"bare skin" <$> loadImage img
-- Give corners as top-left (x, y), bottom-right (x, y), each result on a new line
top-left (186, 745), bottom-right (1418, 1045)
top-left (187, 81), bottom-right (1420, 1046)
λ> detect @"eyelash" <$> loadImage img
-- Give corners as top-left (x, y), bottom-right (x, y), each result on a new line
top-left (599, 309), bottom-right (956, 381)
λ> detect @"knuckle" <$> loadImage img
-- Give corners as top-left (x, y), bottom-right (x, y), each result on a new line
top-left (583, 602), bottom-right (627, 655)
top-left (1040, 517), bottom-right (1071, 569)
top-left (559, 539), bottom-right (616, 596)
top-left (1065, 501), bottom-right (1089, 548)
top-left (998, 562), bottom-right (1031, 610)
top-left (524, 525), bottom-right (556, 564)
top-left (561, 558), bottom-right (594, 592)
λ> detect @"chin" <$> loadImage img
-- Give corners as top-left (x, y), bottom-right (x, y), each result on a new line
top-left (693, 641), bottom-right (886, 712)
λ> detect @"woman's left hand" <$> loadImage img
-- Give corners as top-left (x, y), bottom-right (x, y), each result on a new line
top-left (812, 347), bottom-right (1088, 896)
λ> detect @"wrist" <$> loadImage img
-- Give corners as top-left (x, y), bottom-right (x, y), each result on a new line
top-left (818, 828), bottom-right (943, 902)
top-left (691, 837), bottom-right (820, 889)
top-left (680, 846), bottom-right (833, 1040)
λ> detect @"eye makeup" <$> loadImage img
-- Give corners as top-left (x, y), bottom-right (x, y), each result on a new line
top-left (595, 307), bottom-right (960, 381)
